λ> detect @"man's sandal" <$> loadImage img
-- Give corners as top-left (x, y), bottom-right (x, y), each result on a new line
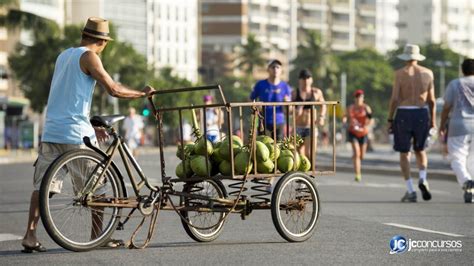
top-left (100, 239), bottom-right (124, 248)
top-left (21, 243), bottom-right (47, 253)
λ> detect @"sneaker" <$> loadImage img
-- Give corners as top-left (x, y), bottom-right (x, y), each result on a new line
top-left (355, 175), bottom-right (362, 182)
top-left (418, 181), bottom-right (432, 201)
top-left (463, 180), bottom-right (473, 203)
top-left (401, 191), bottom-right (417, 202)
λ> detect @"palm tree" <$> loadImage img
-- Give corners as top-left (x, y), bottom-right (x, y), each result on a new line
top-left (237, 34), bottom-right (266, 77)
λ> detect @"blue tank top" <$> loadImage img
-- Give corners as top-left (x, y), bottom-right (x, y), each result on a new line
top-left (42, 47), bottom-right (97, 144)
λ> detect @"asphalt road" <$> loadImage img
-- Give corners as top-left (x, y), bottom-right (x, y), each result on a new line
top-left (0, 150), bottom-right (472, 265)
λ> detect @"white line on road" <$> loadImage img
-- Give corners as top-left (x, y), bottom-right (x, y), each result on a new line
top-left (383, 223), bottom-right (465, 237)
top-left (0, 233), bottom-right (22, 242)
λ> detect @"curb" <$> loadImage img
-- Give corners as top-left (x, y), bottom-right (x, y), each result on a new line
top-left (329, 163), bottom-right (457, 182)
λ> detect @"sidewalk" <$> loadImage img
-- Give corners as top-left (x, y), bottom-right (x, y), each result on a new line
top-left (0, 144), bottom-right (457, 182)
top-left (316, 143), bottom-right (456, 182)
top-left (0, 148), bottom-right (37, 165)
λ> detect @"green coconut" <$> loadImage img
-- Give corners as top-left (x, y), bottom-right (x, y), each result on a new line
top-left (255, 141), bottom-right (270, 162)
top-left (293, 151), bottom-right (301, 171)
top-left (277, 155), bottom-right (294, 173)
top-left (234, 151), bottom-right (253, 175)
top-left (299, 154), bottom-right (311, 172)
top-left (257, 159), bottom-right (274, 174)
top-left (219, 135), bottom-right (243, 160)
top-left (266, 143), bottom-right (281, 161)
top-left (211, 147), bottom-right (224, 164)
top-left (219, 160), bottom-right (232, 176)
top-left (190, 155), bottom-right (212, 177)
top-left (256, 135), bottom-right (274, 145)
top-left (175, 159), bottom-right (193, 179)
top-left (176, 143), bottom-right (195, 160)
top-left (280, 149), bottom-right (294, 158)
top-left (194, 137), bottom-right (213, 156)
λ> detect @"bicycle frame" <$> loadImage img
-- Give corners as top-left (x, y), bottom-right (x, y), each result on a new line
top-left (81, 128), bottom-right (159, 208)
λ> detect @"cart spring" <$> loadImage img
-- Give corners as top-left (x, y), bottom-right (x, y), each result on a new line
top-left (228, 179), bottom-right (248, 198)
top-left (250, 178), bottom-right (271, 204)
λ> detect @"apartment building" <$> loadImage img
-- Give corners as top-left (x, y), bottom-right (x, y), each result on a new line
top-left (398, 0), bottom-right (474, 57)
top-left (64, 0), bottom-right (199, 83)
top-left (201, 0), bottom-right (296, 80)
top-left (375, 0), bottom-right (399, 54)
top-left (440, 0), bottom-right (474, 57)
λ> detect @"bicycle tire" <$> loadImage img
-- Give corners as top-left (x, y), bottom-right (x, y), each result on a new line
top-left (271, 172), bottom-right (320, 242)
top-left (39, 149), bottom-right (124, 252)
top-left (180, 179), bottom-right (227, 242)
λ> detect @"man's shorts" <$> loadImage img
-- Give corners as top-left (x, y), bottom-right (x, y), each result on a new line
top-left (33, 142), bottom-right (104, 195)
top-left (393, 108), bottom-right (430, 152)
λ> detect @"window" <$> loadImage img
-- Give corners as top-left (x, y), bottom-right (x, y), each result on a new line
top-left (0, 65), bottom-right (7, 79)
top-left (202, 3), bottom-right (209, 13)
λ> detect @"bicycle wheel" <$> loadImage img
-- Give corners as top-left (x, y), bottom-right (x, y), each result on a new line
top-left (180, 179), bottom-right (227, 242)
top-left (271, 172), bottom-right (320, 242)
top-left (39, 149), bottom-right (124, 252)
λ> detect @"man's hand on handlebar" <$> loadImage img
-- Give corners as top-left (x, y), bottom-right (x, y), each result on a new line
top-left (143, 85), bottom-right (155, 97)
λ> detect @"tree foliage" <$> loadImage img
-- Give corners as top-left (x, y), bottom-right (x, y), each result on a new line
top-left (8, 24), bottom-right (151, 114)
top-left (237, 34), bottom-right (265, 76)
top-left (337, 49), bottom-right (394, 122)
top-left (290, 30), bottom-right (339, 91)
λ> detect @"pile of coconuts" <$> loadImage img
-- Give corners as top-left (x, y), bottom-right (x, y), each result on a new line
top-left (175, 109), bottom-right (311, 179)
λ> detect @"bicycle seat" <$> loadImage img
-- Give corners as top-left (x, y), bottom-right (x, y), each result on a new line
top-left (90, 115), bottom-right (126, 128)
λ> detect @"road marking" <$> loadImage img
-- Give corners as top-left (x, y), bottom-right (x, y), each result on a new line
top-left (0, 233), bottom-right (22, 242)
top-left (383, 223), bottom-right (464, 237)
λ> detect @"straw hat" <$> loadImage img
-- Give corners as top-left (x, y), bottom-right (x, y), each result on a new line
top-left (82, 17), bottom-right (113, 41)
top-left (397, 44), bottom-right (425, 61)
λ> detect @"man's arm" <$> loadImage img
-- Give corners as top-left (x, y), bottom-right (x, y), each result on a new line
top-left (81, 51), bottom-right (152, 98)
top-left (439, 102), bottom-right (451, 137)
top-left (387, 73), bottom-right (399, 121)
top-left (426, 75), bottom-right (436, 128)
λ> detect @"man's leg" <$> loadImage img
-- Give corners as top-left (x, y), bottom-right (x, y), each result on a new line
top-left (415, 149), bottom-right (431, 200)
top-left (414, 150), bottom-right (428, 174)
top-left (400, 152), bottom-right (411, 181)
top-left (448, 135), bottom-right (471, 186)
top-left (22, 191), bottom-right (41, 248)
top-left (400, 152), bottom-right (417, 202)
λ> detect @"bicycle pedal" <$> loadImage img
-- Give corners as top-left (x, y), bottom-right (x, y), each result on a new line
top-left (116, 222), bottom-right (125, 230)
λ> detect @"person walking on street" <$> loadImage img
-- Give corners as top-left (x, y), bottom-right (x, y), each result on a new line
top-left (250, 59), bottom-right (292, 140)
top-left (202, 95), bottom-right (223, 143)
top-left (292, 69), bottom-right (326, 158)
top-left (21, 17), bottom-right (155, 253)
top-left (122, 107), bottom-right (144, 157)
top-left (346, 89), bottom-right (372, 182)
top-left (439, 58), bottom-right (474, 203)
top-left (388, 44), bottom-right (436, 203)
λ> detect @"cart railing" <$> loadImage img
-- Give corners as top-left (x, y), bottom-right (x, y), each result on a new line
top-left (148, 85), bottom-right (339, 181)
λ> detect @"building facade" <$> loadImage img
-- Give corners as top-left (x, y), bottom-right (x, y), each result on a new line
top-left (398, 0), bottom-right (474, 57)
top-left (65, 0), bottom-right (199, 83)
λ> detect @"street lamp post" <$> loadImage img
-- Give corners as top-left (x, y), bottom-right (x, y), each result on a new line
top-left (434, 60), bottom-right (452, 97)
